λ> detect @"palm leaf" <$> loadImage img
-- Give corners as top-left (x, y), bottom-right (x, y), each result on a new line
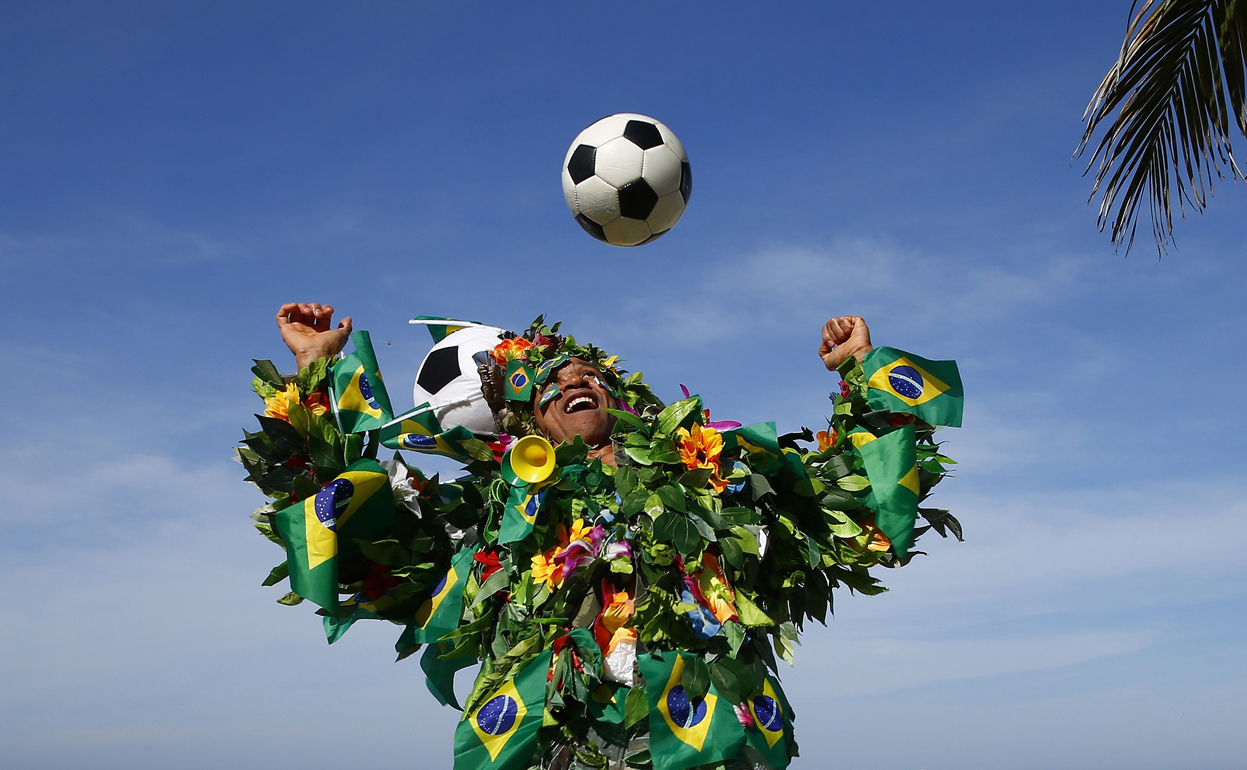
top-left (1076, 0), bottom-right (1247, 255)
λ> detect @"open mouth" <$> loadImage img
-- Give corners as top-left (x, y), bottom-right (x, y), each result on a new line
top-left (564, 395), bottom-right (598, 414)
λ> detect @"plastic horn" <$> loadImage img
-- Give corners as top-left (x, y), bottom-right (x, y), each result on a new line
top-left (507, 435), bottom-right (556, 484)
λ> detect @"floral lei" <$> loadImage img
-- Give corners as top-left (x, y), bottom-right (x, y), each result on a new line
top-left (239, 319), bottom-right (961, 770)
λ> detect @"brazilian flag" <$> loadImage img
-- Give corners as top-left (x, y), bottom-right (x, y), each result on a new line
top-left (504, 360), bottom-right (534, 402)
top-left (638, 651), bottom-right (746, 770)
top-left (330, 331), bottom-right (394, 434)
top-left (402, 545), bottom-right (479, 645)
top-left (421, 640), bottom-right (477, 710)
top-left (721, 423), bottom-right (782, 474)
top-left (863, 347), bottom-right (963, 428)
top-left (851, 425), bottom-right (920, 556)
top-left (379, 404), bottom-right (475, 461)
top-left (497, 480), bottom-right (551, 545)
top-left (411, 315), bottom-right (482, 343)
top-left (453, 649), bottom-right (553, 770)
top-left (744, 676), bottom-right (794, 769)
top-left (273, 459), bottom-right (394, 612)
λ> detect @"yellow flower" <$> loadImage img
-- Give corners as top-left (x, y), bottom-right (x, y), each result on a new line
top-left (530, 547), bottom-right (565, 589)
top-left (264, 382), bottom-right (329, 422)
top-left (675, 424), bottom-right (727, 492)
top-left (856, 515), bottom-right (892, 553)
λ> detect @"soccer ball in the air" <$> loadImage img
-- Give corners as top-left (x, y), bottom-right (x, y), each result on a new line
top-left (562, 113), bottom-right (691, 247)
top-left (412, 325), bottom-right (505, 436)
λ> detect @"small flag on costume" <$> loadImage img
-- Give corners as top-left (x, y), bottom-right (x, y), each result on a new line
top-left (409, 545), bottom-right (479, 644)
top-left (421, 641), bottom-right (477, 710)
top-left (638, 651), bottom-right (746, 770)
top-left (411, 315), bottom-right (483, 343)
top-left (721, 423), bottom-right (782, 474)
top-left (504, 360), bottom-right (534, 402)
top-left (379, 405), bottom-right (475, 461)
top-left (453, 649), bottom-right (553, 770)
top-left (744, 677), bottom-right (794, 769)
top-left (330, 331), bottom-right (394, 433)
top-left (851, 424), bottom-right (920, 556)
top-left (862, 347), bottom-right (963, 427)
top-left (273, 459), bottom-right (394, 612)
top-left (497, 481), bottom-right (550, 545)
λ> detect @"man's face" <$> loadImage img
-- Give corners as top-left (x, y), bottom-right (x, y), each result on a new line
top-left (532, 359), bottom-right (617, 447)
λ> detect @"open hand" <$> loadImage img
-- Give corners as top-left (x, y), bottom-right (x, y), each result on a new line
top-left (276, 302), bottom-right (352, 370)
top-left (818, 315), bottom-right (873, 370)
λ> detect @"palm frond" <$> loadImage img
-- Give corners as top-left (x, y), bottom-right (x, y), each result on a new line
top-left (1076, 0), bottom-right (1247, 256)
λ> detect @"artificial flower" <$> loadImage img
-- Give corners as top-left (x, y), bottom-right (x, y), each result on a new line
top-left (530, 546), bottom-right (566, 589)
top-left (734, 703), bottom-right (755, 728)
top-left (490, 337), bottom-right (534, 365)
top-left (816, 429), bottom-right (838, 451)
top-left (264, 382), bottom-right (329, 421)
top-left (675, 424), bottom-right (728, 492)
top-left (858, 515), bottom-right (892, 552)
top-left (474, 547), bottom-right (503, 581)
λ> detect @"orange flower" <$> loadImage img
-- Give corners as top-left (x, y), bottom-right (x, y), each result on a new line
top-left (858, 515), bottom-right (892, 552)
top-left (531, 546), bottom-right (566, 589)
top-left (264, 383), bottom-right (330, 421)
top-left (816, 428), bottom-right (838, 451)
top-left (490, 337), bottom-right (534, 365)
top-left (675, 424), bottom-right (728, 492)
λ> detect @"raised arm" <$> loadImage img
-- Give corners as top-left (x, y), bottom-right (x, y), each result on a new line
top-left (276, 302), bottom-right (353, 371)
top-left (818, 315), bottom-right (873, 371)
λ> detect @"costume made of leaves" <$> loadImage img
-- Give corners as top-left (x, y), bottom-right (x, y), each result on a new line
top-left (239, 320), bottom-right (961, 770)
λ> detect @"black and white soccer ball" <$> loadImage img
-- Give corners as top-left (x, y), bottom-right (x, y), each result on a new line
top-left (562, 113), bottom-right (691, 247)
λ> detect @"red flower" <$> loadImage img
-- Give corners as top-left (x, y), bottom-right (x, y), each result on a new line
top-left (362, 562), bottom-right (400, 599)
top-left (474, 547), bottom-right (502, 581)
top-left (839, 381), bottom-right (852, 399)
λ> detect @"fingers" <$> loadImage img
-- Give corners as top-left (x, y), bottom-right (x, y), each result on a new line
top-left (338, 316), bottom-right (353, 334)
top-left (278, 302), bottom-right (336, 329)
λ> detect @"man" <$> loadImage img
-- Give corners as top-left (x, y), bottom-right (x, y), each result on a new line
top-left (275, 301), bottom-right (876, 457)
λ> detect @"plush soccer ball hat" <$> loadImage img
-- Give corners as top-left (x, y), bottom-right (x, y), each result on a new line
top-left (412, 325), bottom-right (505, 435)
top-left (562, 113), bottom-right (691, 247)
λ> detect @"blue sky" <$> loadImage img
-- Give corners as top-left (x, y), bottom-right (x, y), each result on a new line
top-left (2, 2), bottom-right (1244, 769)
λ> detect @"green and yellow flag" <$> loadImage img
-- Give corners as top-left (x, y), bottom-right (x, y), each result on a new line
top-left (330, 331), bottom-right (394, 434)
top-left (851, 424), bottom-right (920, 556)
top-left (421, 641), bottom-right (478, 710)
top-left (863, 347), bottom-right (963, 427)
top-left (744, 676), bottom-right (794, 769)
top-left (504, 360), bottom-right (534, 402)
top-left (453, 649), bottom-right (553, 770)
top-left (411, 315), bottom-right (482, 343)
top-left (379, 404), bottom-right (475, 461)
top-left (638, 651), bottom-right (747, 770)
top-left (403, 545), bottom-right (479, 645)
top-left (721, 423), bottom-right (782, 474)
top-left (273, 459), bottom-right (394, 612)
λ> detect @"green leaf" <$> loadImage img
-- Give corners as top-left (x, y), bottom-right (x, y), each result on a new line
top-left (735, 593), bottom-right (774, 627)
top-left (624, 446), bottom-right (654, 466)
top-left (251, 359), bottom-right (286, 388)
top-left (458, 438), bottom-right (495, 463)
top-left (719, 507), bottom-right (762, 525)
top-left (655, 397), bottom-right (701, 437)
top-left (256, 415), bottom-right (306, 454)
top-left (604, 407), bottom-right (648, 432)
top-left (719, 536), bottom-right (745, 569)
top-left (678, 468), bottom-right (714, 489)
top-left (614, 466), bottom-right (639, 497)
top-left (653, 511), bottom-right (702, 555)
top-left (624, 685), bottom-right (649, 728)
top-left (356, 538), bottom-right (411, 566)
top-left (749, 474), bottom-right (774, 500)
top-left (470, 569), bottom-right (510, 608)
top-left (723, 620), bottom-right (747, 659)
top-left (656, 485), bottom-right (687, 512)
top-left (261, 562), bottom-right (289, 587)
top-left (836, 474), bottom-right (871, 492)
top-left (681, 655), bottom-right (710, 702)
top-left (620, 487), bottom-right (649, 516)
top-left (709, 656), bottom-right (753, 705)
top-left (277, 591), bottom-right (304, 606)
